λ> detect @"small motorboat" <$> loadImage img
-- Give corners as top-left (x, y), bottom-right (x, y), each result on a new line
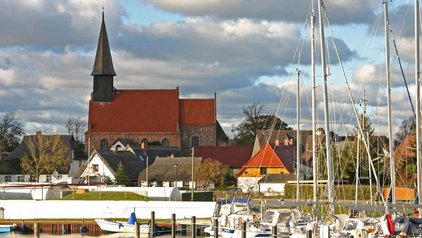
top-left (95, 212), bottom-right (149, 233)
top-left (0, 224), bottom-right (16, 233)
top-left (96, 212), bottom-right (170, 235)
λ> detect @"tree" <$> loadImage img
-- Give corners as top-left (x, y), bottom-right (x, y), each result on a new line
top-left (232, 102), bottom-right (292, 145)
top-left (0, 112), bottom-right (25, 152)
top-left (114, 161), bottom-right (128, 185)
top-left (20, 134), bottom-right (69, 182)
top-left (353, 113), bottom-right (375, 137)
top-left (65, 116), bottom-right (86, 148)
top-left (395, 116), bottom-right (415, 144)
top-left (195, 158), bottom-right (229, 190)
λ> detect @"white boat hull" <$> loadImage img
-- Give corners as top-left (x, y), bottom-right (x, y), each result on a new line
top-left (95, 219), bottom-right (149, 233)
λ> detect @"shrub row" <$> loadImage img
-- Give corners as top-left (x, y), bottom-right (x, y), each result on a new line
top-left (284, 184), bottom-right (375, 201)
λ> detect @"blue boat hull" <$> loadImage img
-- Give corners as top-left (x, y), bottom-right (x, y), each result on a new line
top-left (0, 226), bottom-right (11, 233)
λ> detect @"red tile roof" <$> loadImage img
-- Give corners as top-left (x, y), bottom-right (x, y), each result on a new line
top-left (242, 143), bottom-right (295, 172)
top-left (180, 99), bottom-right (215, 125)
top-left (88, 89), bottom-right (180, 132)
top-left (195, 146), bottom-right (253, 168)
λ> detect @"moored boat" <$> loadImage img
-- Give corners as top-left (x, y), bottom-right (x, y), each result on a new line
top-left (95, 211), bottom-right (170, 235)
top-left (0, 224), bottom-right (16, 233)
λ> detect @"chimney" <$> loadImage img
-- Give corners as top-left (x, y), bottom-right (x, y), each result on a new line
top-left (35, 131), bottom-right (41, 138)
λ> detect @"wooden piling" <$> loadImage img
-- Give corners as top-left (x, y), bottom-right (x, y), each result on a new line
top-left (241, 221), bottom-right (246, 238)
top-left (33, 223), bottom-right (39, 238)
top-left (191, 216), bottom-right (196, 238)
top-left (171, 213), bottom-right (176, 238)
top-left (272, 225), bottom-right (277, 238)
top-left (150, 211), bottom-right (155, 238)
top-left (134, 222), bottom-right (140, 238)
top-left (213, 218), bottom-right (219, 238)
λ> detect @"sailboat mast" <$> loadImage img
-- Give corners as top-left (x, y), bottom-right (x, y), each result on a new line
top-left (296, 68), bottom-right (301, 202)
top-left (415, 0), bottom-right (422, 209)
top-left (311, 5), bottom-right (319, 220)
top-left (384, 0), bottom-right (396, 204)
top-left (318, 0), bottom-right (334, 212)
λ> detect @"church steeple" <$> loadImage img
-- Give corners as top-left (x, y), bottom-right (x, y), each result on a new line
top-left (91, 12), bottom-right (116, 102)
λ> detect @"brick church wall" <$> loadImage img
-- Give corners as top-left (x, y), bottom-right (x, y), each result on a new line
top-left (180, 125), bottom-right (216, 153)
top-left (86, 132), bottom-right (181, 152)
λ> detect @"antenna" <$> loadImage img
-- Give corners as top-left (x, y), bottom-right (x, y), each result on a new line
top-left (360, 90), bottom-right (368, 116)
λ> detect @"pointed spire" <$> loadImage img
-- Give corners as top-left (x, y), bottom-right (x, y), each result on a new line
top-left (91, 12), bottom-right (116, 76)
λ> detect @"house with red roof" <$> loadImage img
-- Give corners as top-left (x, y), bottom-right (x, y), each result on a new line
top-left (85, 13), bottom-right (228, 156)
top-left (236, 143), bottom-right (297, 193)
top-left (194, 146), bottom-right (253, 174)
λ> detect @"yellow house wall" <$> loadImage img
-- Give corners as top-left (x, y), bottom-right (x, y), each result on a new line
top-left (238, 167), bottom-right (290, 177)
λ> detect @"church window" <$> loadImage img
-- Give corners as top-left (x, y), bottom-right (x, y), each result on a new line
top-left (141, 138), bottom-right (148, 146)
top-left (100, 139), bottom-right (109, 150)
top-left (162, 138), bottom-right (170, 147)
top-left (190, 135), bottom-right (199, 148)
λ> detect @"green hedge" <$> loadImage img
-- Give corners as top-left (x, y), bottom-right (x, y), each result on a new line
top-left (284, 184), bottom-right (375, 201)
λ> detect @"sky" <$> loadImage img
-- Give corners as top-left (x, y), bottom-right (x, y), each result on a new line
top-left (0, 0), bottom-right (419, 139)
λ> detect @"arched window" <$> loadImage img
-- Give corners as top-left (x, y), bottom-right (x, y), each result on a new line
top-left (162, 138), bottom-right (170, 147)
top-left (141, 138), bottom-right (148, 146)
top-left (190, 135), bottom-right (199, 148)
top-left (100, 138), bottom-right (109, 150)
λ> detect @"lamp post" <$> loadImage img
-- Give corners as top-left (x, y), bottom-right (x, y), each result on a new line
top-left (141, 143), bottom-right (148, 187)
top-left (173, 164), bottom-right (178, 187)
top-left (191, 147), bottom-right (194, 201)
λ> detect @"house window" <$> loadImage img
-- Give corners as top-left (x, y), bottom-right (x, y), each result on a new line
top-left (162, 138), bottom-right (170, 147)
top-left (92, 164), bottom-right (99, 173)
top-left (46, 175), bottom-right (52, 182)
top-left (17, 175), bottom-right (24, 182)
top-left (100, 138), bottom-right (109, 150)
top-left (190, 135), bottom-right (199, 148)
top-left (260, 168), bottom-right (267, 175)
top-left (183, 181), bottom-right (190, 187)
top-left (5, 176), bottom-right (11, 182)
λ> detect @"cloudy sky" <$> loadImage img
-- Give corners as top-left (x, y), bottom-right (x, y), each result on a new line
top-left (0, 0), bottom-right (418, 138)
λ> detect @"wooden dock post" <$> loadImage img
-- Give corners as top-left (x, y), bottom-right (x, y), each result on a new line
top-left (306, 229), bottom-right (313, 238)
top-left (134, 222), bottom-right (140, 238)
top-left (150, 211), bottom-right (155, 238)
top-left (213, 218), bottom-right (219, 238)
top-left (241, 221), bottom-right (246, 238)
top-left (171, 213), bottom-right (176, 238)
top-left (272, 225), bottom-right (277, 238)
top-left (33, 223), bottom-right (40, 238)
top-left (191, 216), bottom-right (196, 238)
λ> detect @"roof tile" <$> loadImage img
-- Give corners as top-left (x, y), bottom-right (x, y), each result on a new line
top-left (89, 89), bottom-right (180, 132)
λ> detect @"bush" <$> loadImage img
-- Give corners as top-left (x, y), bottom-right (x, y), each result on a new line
top-left (284, 184), bottom-right (374, 201)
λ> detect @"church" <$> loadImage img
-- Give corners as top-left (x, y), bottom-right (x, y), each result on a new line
top-left (85, 13), bottom-right (228, 155)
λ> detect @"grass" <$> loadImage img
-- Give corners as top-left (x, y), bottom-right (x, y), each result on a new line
top-left (59, 191), bottom-right (149, 201)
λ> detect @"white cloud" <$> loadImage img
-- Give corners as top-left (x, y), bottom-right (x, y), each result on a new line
top-left (145, 0), bottom-right (379, 24)
top-left (354, 64), bottom-right (379, 84)
top-left (0, 0), bottom-right (413, 139)
top-left (0, 69), bottom-right (15, 86)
